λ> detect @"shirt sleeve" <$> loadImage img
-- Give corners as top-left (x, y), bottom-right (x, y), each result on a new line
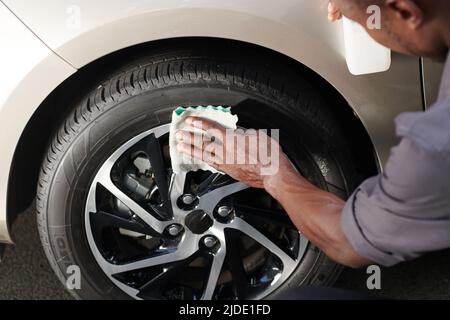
top-left (341, 137), bottom-right (450, 267)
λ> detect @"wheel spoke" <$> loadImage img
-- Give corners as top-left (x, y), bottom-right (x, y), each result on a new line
top-left (196, 174), bottom-right (234, 196)
top-left (145, 133), bottom-right (173, 219)
top-left (95, 167), bottom-right (170, 234)
top-left (234, 204), bottom-right (296, 229)
top-left (109, 250), bottom-right (180, 275)
top-left (228, 217), bottom-right (297, 274)
top-left (196, 173), bottom-right (221, 196)
top-left (89, 211), bottom-right (159, 236)
top-left (169, 171), bottom-right (187, 206)
top-left (225, 230), bottom-right (248, 299)
top-left (107, 234), bottom-right (200, 275)
top-left (199, 181), bottom-right (249, 213)
top-left (137, 251), bottom-right (205, 300)
top-left (202, 246), bottom-right (226, 300)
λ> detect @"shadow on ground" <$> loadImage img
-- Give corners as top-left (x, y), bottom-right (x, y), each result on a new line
top-left (0, 205), bottom-right (71, 300)
top-left (337, 249), bottom-right (450, 299)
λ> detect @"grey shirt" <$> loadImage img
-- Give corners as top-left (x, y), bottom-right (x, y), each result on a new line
top-left (341, 51), bottom-right (450, 267)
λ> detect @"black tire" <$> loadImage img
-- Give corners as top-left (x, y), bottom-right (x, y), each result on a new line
top-left (36, 44), bottom-right (358, 300)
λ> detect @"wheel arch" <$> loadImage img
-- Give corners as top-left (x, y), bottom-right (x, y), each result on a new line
top-left (7, 37), bottom-right (379, 241)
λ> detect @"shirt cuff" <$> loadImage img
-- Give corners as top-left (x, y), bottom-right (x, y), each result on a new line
top-left (341, 187), bottom-right (401, 267)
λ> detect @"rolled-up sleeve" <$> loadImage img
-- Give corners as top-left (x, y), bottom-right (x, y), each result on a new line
top-left (341, 137), bottom-right (450, 267)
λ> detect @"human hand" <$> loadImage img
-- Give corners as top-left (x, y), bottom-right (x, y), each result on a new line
top-left (328, 1), bottom-right (342, 21)
top-left (175, 117), bottom-right (294, 189)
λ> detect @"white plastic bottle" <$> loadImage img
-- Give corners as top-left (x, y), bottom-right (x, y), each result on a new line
top-left (342, 17), bottom-right (391, 75)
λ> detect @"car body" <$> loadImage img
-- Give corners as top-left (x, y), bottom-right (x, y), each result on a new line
top-left (0, 0), bottom-right (444, 289)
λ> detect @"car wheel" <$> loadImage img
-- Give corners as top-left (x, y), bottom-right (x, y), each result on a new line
top-left (37, 45), bottom-right (358, 300)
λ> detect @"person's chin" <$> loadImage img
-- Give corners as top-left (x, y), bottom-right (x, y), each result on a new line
top-left (427, 48), bottom-right (449, 62)
top-left (395, 46), bottom-right (447, 62)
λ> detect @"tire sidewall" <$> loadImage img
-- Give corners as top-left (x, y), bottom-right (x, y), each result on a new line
top-left (40, 72), bottom-right (350, 300)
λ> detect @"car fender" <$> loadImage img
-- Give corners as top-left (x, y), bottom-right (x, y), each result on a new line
top-left (0, 3), bottom-right (76, 243)
top-left (3, 0), bottom-right (423, 164)
top-left (0, 0), bottom-right (423, 243)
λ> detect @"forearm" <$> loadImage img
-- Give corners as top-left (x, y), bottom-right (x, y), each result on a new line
top-left (264, 166), bottom-right (370, 268)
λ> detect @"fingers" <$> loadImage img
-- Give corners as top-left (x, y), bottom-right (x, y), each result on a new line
top-left (176, 115), bottom-right (231, 166)
top-left (175, 129), bottom-right (224, 163)
top-left (176, 141), bottom-right (204, 161)
top-left (175, 130), bottom-right (205, 149)
top-left (176, 128), bottom-right (223, 148)
top-left (176, 140), bottom-right (222, 166)
top-left (184, 116), bottom-right (227, 135)
top-left (327, 1), bottom-right (342, 21)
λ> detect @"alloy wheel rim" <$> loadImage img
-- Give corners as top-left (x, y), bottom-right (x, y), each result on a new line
top-left (84, 123), bottom-right (308, 300)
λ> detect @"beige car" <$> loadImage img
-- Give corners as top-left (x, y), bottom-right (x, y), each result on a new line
top-left (0, 0), bottom-right (444, 299)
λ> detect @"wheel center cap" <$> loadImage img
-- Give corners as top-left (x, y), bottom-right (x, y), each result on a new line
top-left (184, 210), bottom-right (213, 234)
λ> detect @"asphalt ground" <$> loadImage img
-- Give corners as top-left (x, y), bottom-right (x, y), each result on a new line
top-left (0, 203), bottom-right (449, 300)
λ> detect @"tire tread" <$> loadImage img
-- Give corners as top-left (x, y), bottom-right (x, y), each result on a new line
top-left (37, 50), bottom-right (348, 300)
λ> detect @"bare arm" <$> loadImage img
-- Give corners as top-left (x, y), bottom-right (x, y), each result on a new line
top-left (176, 117), bottom-right (371, 268)
top-left (263, 161), bottom-right (371, 268)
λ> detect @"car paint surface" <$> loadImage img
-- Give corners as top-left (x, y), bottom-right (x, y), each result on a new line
top-left (0, 0), bottom-right (441, 243)
top-left (0, 3), bottom-right (75, 243)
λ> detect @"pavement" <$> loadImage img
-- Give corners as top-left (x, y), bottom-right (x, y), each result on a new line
top-left (0, 203), bottom-right (449, 300)
top-left (0, 205), bottom-right (71, 300)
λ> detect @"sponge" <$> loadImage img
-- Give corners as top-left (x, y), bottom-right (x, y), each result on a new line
top-left (169, 105), bottom-right (238, 174)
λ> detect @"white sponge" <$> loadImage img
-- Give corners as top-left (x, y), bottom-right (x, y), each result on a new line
top-left (169, 106), bottom-right (238, 174)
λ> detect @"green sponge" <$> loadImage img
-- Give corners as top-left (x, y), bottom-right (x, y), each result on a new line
top-left (174, 105), bottom-right (232, 116)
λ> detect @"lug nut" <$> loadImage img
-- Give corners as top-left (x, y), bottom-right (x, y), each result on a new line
top-left (217, 206), bottom-right (233, 217)
top-left (182, 194), bottom-right (196, 205)
top-left (167, 224), bottom-right (183, 237)
top-left (203, 236), bottom-right (218, 248)
top-left (178, 194), bottom-right (198, 211)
